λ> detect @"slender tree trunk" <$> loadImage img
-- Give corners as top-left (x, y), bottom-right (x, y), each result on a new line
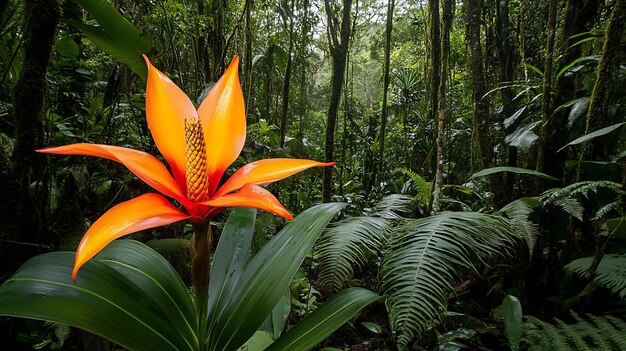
top-left (432, 0), bottom-right (453, 213)
top-left (584, 0), bottom-right (625, 160)
top-left (12, 0), bottom-right (61, 241)
top-left (465, 0), bottom-right (489, 169)
top-left (428, 0), bottom-right (441, 130)
top-left (496, 0), bottom-right (517, 202)
top-left (208, 0), bottom-right (225, 80)
top-left (297, 0), bottom-right (310, 140)
top-left (536, 0), bottom-right (557, 181)
top-left (244, 0), bottom-right (254, 117)
top-left (322, 0), bottom-right (352, 202)
top-left (375, 0), bottom-right (395, 188)
top-left (280, 2), bottom-right (295, 147)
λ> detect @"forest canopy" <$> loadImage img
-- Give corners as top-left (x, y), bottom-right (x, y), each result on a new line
top-left (0, 0), bottom-right (625, 350)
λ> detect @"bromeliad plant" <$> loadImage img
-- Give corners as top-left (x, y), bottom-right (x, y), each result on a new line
top-left (0, 56), bottom-right (379, 351)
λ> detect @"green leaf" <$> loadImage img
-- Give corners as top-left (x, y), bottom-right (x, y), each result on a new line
top-left (502, 295), bottom-right (523, 351)
top-left (56, 35), bottom-right (79, 59)
top-left (505, 121), bottom-right (540, 150)
top-left (361, 321), bottom-right (382, 334)
top-left (471, 167), bottom-right (559, 181)
top-left (69, 0), bottom-right (152, 81)
top-left (265, 288), bottom-right (380, 351)
top-left (260, 290), bottom-right (291, 339)
top-left (558, 122), bottom-right (626, 153)
top-left (0, 240), bottom-right (197, 351)
top-left (525, 63), bottom-right (544, 78)
top-left (242, 331), bottom-right (274, 351)
top-left (208, 208), bottom-right (257, 329)
top-left (208, 203), bottom-right (346, 351)
top-left (556, 55), bottom-right (600, 80)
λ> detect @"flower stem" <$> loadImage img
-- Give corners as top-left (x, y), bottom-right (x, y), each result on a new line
top-left (191, 222), bottom-right (212, 349)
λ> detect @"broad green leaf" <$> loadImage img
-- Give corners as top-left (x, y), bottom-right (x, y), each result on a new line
top-left (361, 321), bottom-right (382, 334)
top-left (208, 203), bottom-right (346, 351)
top-left (69, 0), bottom-right (152, 81)
top-left (556, 55), bottom-right (600, 80)
top-left (505, 121), bottom-right (540, 150)
top-left (0, 240), bottom-right (197, 351)
top-left (56, 35), bottom-right (79, 59)
top-left (242, 331), bottom-right (274, 351)
top-left (504, 106), bottom-right (527, 129)
top-left (558, 122), bottom-right (626, 153)
top-left (260, 290), bottom-right (291, 339)
top-left (502, 295), bottom-right (523, 351)
top-left (471, 167), bottom-right (559, 181)
top-left (207, 208), bottom-right (257, 328)
top-left (265, 288), bottom-right (380, 351)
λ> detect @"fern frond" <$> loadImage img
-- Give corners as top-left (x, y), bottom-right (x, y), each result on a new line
top-left (554, 198), bottom-right (584, 221)
top-left (317, 216), bottom-right (389, 291)
top-left (400, 167), bottom-right (432, 208)
top-left (593, 201), bottom-right (619, 220)
top-left (565, 254), bottom-right (626, 300)
top-left (539, 181), bottom-right (622, 204)
top-left (525, 312), bottom-right (626, 350)
top-left (374, 194), bottom-right (413, 219)
top-left (380, 212), bottom-right (518, 348)
top-left (499, 198), bottom-right (540, 256)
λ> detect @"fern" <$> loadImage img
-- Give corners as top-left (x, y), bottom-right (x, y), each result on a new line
top-left (539, 181), bottom-right (623, 222)
top-left (400, 167), bottom-right (432, 208)
top-left (316, 195), bottom-right (411, 291)
top-left (317, 216), bottom-right (389, 291)
top-left (380, 211), bottom-right (519, 348)
top-left (539, 181), bottom-right (622, 204)
top-left (499, 198), bottom-right (540, 256)
top-left (565, 254), bottom-right (626, 300)
top-left (524, 312), bottom-right (626, 350)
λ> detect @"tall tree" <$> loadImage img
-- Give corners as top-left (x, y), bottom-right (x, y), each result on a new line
top-left (322, 0), bottom-right (352, 202)
top-left (432, 0), bottom-right (454, 212)
top-left (375, 0), bottom-right (395, 186)
top-left (465, 0), bottom-right (490, 169)
top-left (11, 0), bottom-right (61, 240)
top-left (584, 0), bottom-right (626, 159)
top-left (536, 0), bottom-right (557, 181)
top-left (280, 0), bottom-right (296, 147)
top-left (208, 0), bottom-right (226, 80)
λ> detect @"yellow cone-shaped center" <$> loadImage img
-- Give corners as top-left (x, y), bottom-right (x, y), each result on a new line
top-left (185, 118), bottom-right (209, 202)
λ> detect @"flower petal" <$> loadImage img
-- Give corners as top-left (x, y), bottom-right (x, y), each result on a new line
top-left (144, 55), bottom-right (196, 188)
top-left (37, 144), bottom-right (190, 207)
top-left (200, 184), bottom-right (293, 220)
top-left (197, 56), bottom-right (245, 195)
top-left (73, 193), bottom-right (188, 280)
top-left (214, 159), bottom-right (335, 197)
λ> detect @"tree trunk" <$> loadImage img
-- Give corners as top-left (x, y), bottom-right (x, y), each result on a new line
top-left (375, 0), bottom-right (395, 188)
top-left (583, 0), bottom-right (626, 160)
top-left (208, 0), bottom-right (225, 80)
top-left (496, 0), bottom-right (517, 202)
top-left (11, 0), bottom-right (61, 241)
top-left (536, 0), bottom-right (557, 183)
top-left (322, 0), bottom-right (352, 202)
top-left (280, 2), bottom-right (295, 147)
top-left (244, 0), bottom-right (254, 116)
top-left (465, 0), bottom-right (490, 169)
top-left (432, 0), bottom-right (453, 213)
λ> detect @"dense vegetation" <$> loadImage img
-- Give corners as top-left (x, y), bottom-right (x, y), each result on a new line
top-left (0, 0), bottom-right (625, 349)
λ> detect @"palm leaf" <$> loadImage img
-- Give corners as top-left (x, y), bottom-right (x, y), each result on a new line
top-left (565, 254), bottom-right (626, 300)
top-left (317, 216), bottom-right (389, 291)
top-left (316, 195), bottom-right (411, 292)
top-left (380, 212), bottom-right (518, 348)
top-left (499, 198), bottom-right (541, 256)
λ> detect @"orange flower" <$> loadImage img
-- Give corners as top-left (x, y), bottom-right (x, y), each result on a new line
top-left (39, 55), bottom-right (333, 280)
